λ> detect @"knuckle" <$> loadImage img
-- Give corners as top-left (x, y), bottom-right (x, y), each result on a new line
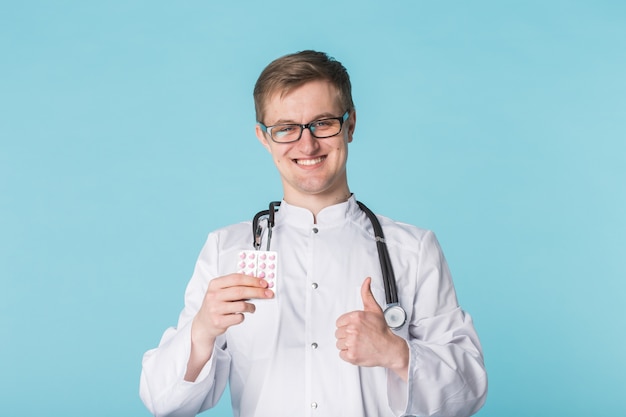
top-left (205, 289), bottom-right (215, 299)
top-left (345, 324), bottom-right (360, 336)
top-left (209, 315), bottom-right (224, 329)
top-left (205, 289), bottom-right (220, 303)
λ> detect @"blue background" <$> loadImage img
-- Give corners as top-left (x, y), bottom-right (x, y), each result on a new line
top-left (1, 1), bottom-right (625, 416)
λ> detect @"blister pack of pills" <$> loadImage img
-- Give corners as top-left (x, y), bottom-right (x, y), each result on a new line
top-left (237, 250), bottom-right (278, 293)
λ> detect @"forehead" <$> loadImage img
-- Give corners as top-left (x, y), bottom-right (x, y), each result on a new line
top-left (263, 80), bottom-right (343, 123)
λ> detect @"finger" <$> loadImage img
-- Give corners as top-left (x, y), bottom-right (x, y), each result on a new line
top-left (339, 348), bottom-right (357, 364)
top-left (336, 338), bottom-right (346, 350)
top-left (213, 273), bottom-right (270, 290)
top-left (336, 311), bottom-right (361, 328)
top-left (335, 326), bottom-right (348, 340)
top-left (195, 307), bottom-right (248, 338)
top-left (222, 300), bottom-right (257, 315)
top-left (215, 284), bottom-right (274, 303)
top-left (336, 313), bottom-right (349, 328)
top-left (361, 277), bottom-right (382, 313)
top-left (213, 312), bottom-right (247, 330)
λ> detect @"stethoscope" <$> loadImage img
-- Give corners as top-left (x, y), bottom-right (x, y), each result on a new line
top-left (252, 201), bottom-right (407, 330)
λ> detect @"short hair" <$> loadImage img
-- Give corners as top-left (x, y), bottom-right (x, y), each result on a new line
top-left (253, 50), bottom-right (354, 123)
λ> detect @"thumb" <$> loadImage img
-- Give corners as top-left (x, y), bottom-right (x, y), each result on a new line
top-left (361, 277), bottom-right (382, 313)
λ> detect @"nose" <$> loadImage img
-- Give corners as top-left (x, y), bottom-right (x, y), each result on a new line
top-left (297, 126), bottom-right (319, 153)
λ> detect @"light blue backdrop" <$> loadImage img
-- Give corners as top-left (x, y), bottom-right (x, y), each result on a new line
top-left (1, 1), bottom-right (624, 416)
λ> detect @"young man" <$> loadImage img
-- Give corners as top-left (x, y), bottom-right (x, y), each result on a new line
top-left (140, 50), bottom-right (487, 417)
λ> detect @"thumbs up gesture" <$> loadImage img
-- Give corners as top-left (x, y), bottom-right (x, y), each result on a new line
top-left (335, 277), bottom-right (409, 380)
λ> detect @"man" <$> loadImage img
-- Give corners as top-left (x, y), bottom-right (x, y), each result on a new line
top-left (140, 50), bottom-right (487, 417)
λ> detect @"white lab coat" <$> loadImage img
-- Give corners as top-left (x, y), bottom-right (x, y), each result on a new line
top-left (140, 197), bottom-right (487, 417)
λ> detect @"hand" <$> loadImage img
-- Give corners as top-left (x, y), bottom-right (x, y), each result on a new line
top-left (185, 273), bottom-right (274, 381)
top-left (335, 277), bottom-right (409, 380)
top-left (194, 273), bottom-right (274, 339)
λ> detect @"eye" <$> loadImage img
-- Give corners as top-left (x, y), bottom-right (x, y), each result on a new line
top-left (312, 120), bottom-right (332, 128)
top-left (273, 125), bottom-right (298, 137)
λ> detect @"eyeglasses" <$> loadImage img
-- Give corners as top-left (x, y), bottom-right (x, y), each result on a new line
top-left (258, 111), bottom-right (349, 143)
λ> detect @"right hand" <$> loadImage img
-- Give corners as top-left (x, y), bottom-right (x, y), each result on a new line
top-left (194, 273), bottom-right (274, 341)
top-left (186, 273), bottom-right (274, 381)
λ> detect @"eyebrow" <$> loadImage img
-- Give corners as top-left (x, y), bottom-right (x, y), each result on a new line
top-left (269, 112), bottom-right (340, 126)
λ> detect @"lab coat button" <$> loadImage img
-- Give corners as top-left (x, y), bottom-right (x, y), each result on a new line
top-left (312, 227), bottom-right (319, 233)
top-left (311, 402), bottom-right (318, 409)
top-left (311, 342), bottom-right (318, 349)
top-left (311, 282), bottom-right (318, 289)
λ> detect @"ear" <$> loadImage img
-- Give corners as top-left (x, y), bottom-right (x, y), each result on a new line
top-left (346, 110), bottom-right (356, 143)
top-left (255, 124), bottom-right (272, 153)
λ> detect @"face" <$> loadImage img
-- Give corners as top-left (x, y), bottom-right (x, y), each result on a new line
top-left (255, 80), bottom-right (356, 205)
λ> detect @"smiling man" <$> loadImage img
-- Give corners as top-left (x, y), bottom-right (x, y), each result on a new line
top-left (257, 79), bottom-right (354, 216)
top-left (140, 50), bottom-right (487, 417)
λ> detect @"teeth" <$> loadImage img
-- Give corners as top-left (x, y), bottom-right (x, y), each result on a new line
top-left (296, 157), bottom-right (325, 166)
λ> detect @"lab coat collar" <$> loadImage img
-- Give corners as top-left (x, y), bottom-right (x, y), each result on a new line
top-left (276, 195), bottom-right (361, 228)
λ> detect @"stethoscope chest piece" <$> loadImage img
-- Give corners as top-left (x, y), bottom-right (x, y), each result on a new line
top-left (384, 304), bottom-right (407, 330)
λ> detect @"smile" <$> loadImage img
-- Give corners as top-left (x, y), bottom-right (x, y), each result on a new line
top-left (295, 156), bottom-right (326, 166)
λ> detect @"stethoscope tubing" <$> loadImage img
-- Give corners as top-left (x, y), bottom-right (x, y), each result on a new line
top-left (252, 200), bottom-right (406, 329)
top-left (356, 201), bottom-right (399, 306)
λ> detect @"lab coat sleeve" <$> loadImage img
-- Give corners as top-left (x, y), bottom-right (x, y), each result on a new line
top-left (387, 231), bottom-right (488, 417)
top-left (139, 233), bottom-right (231, 417)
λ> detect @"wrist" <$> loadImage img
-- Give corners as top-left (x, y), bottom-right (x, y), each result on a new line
top-left (185, 316), bottom-right (217, 382)
top-left (387, 334), bottom-right (409, 381)
top-left (190, 315), bottom-right (217, 356)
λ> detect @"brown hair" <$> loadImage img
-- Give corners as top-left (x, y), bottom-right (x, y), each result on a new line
top-left (253, 50), bottom-right (354, 123)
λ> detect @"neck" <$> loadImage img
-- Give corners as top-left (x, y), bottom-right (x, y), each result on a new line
top-left (283, 189), bottom-right (352, 222)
